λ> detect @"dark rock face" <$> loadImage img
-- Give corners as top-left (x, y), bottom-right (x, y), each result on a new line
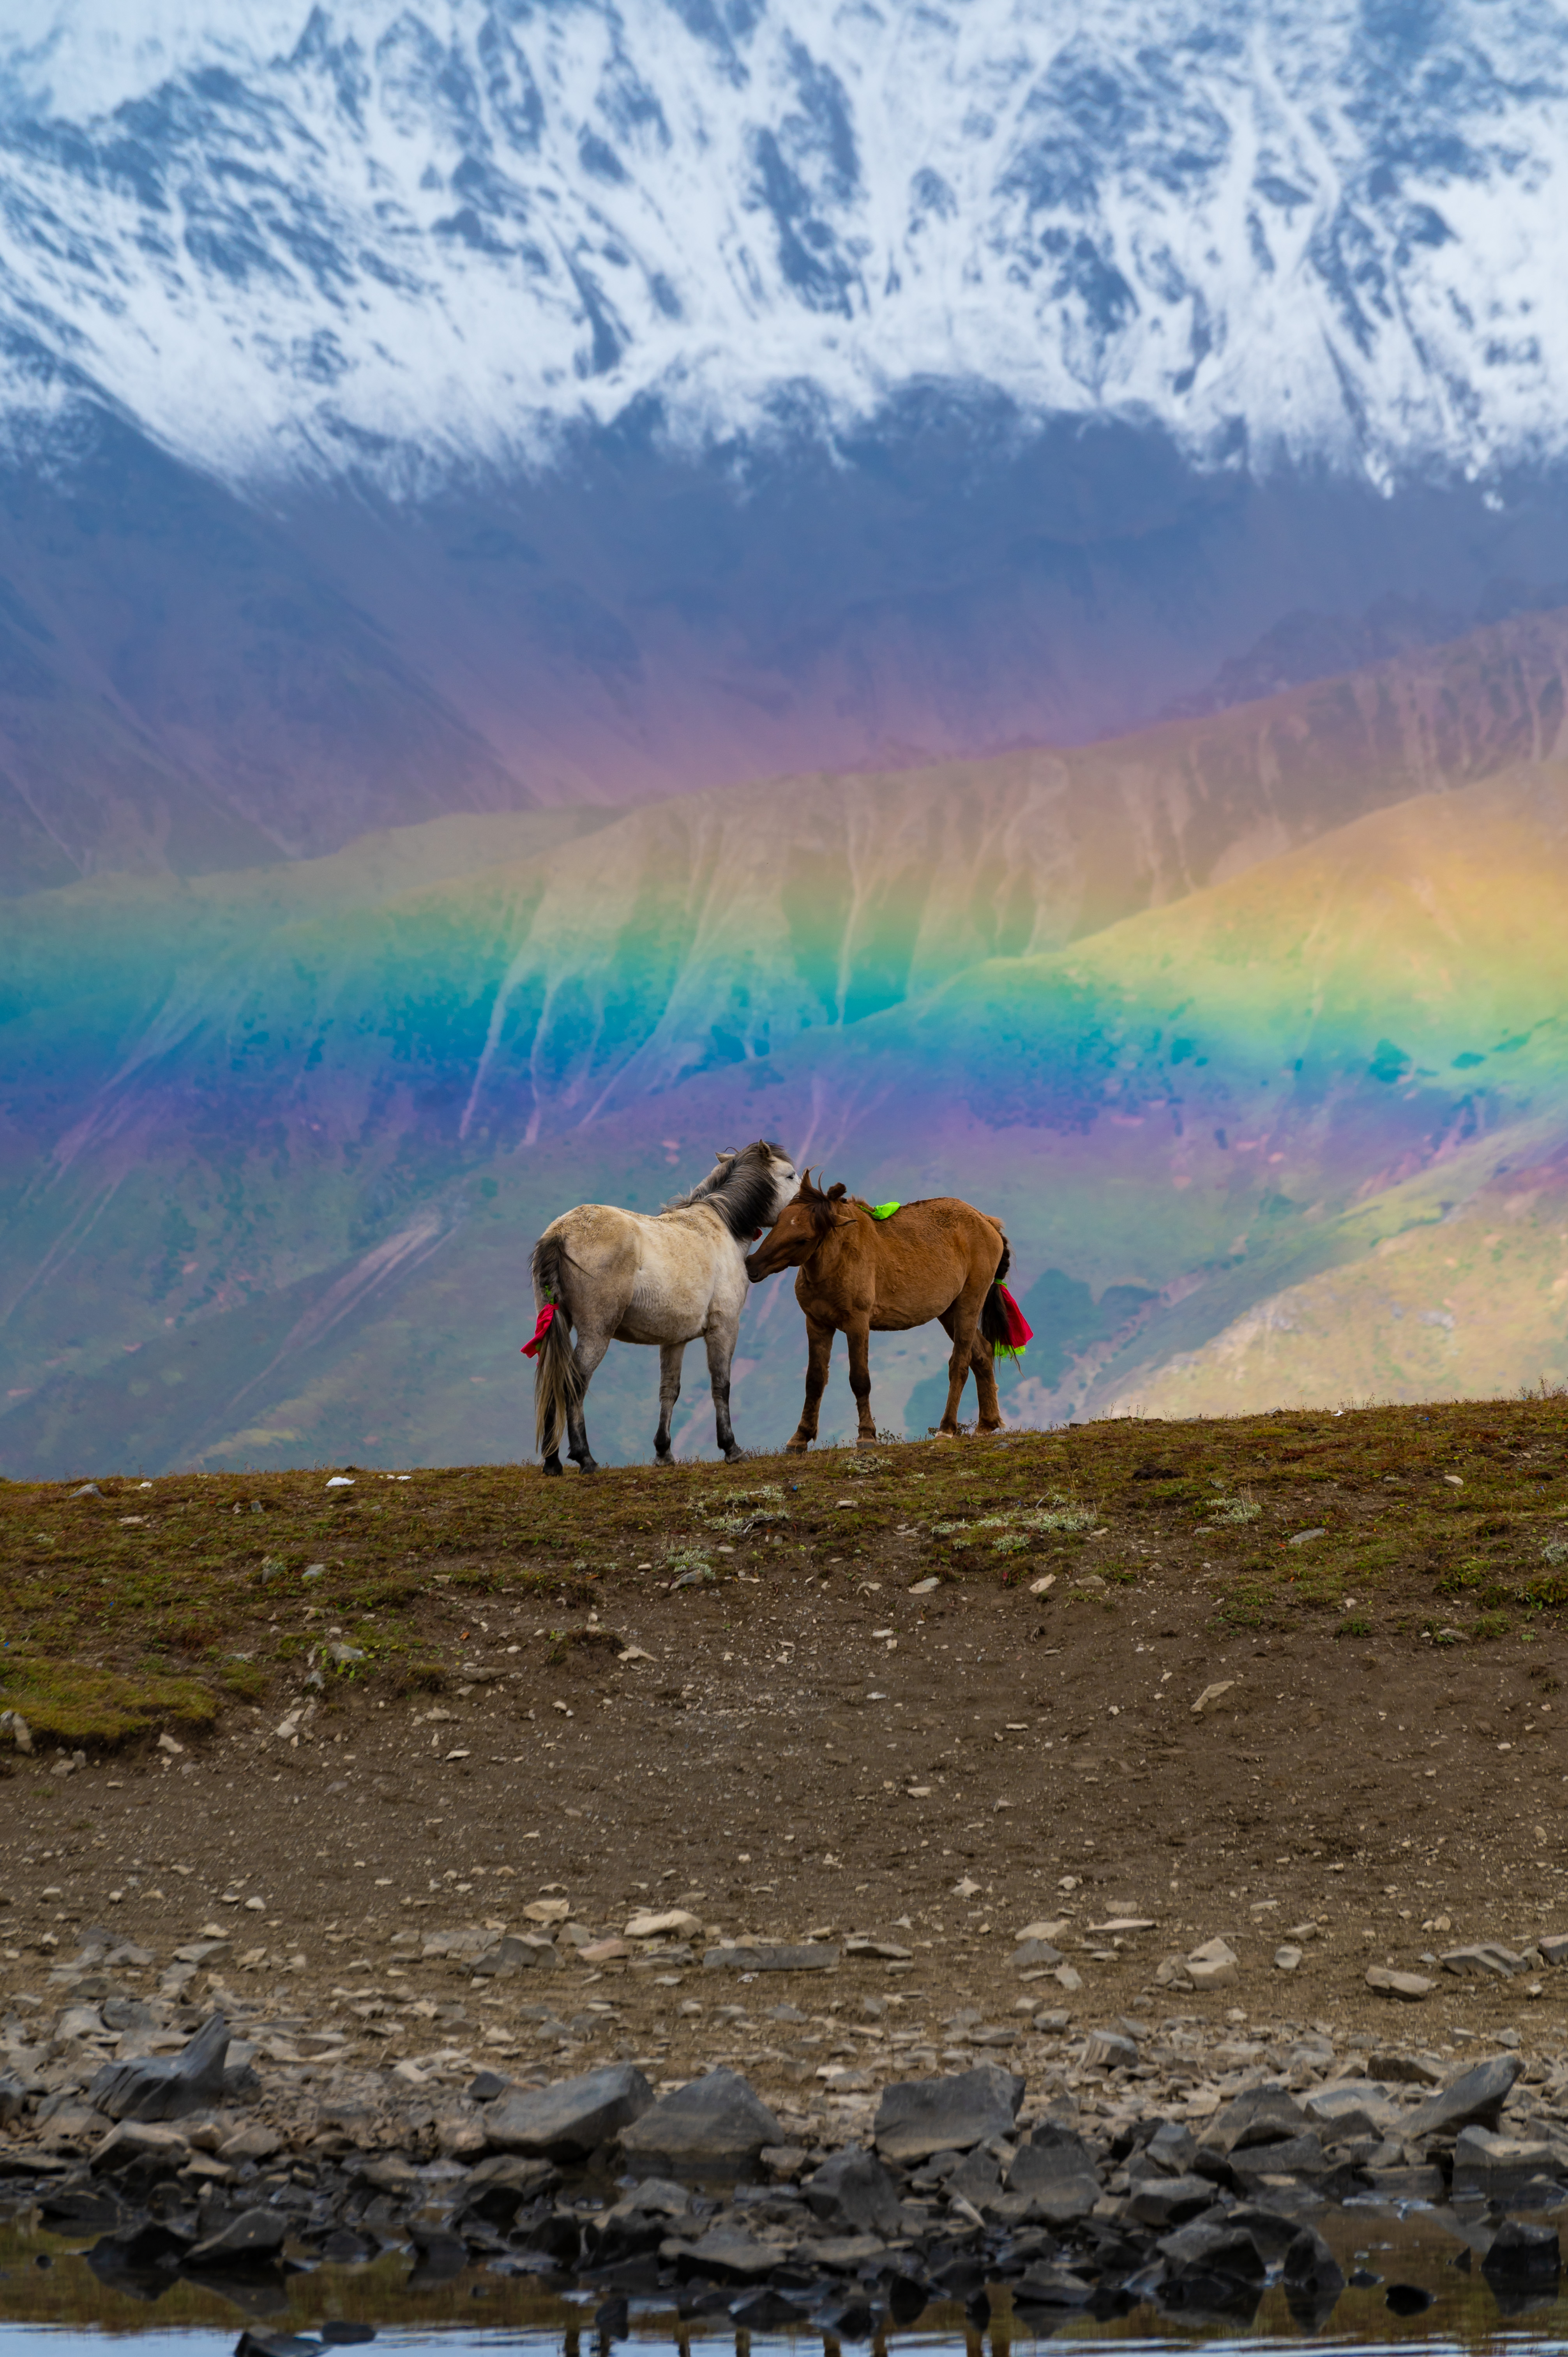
top-left (803, 2147), bottom-right (904, 2237)
top-left (484, 2064), bottom-right (653, 2161)
top-left (1005, 2124), bottom-right (1102, 2223)
top-left (1405, 2053), bottom-right (1524, 2140)
top-left (620, 2068), bottom-right (784, 2176)
top-left (87, 2012), bottom-right (230, 2123)
top-left (185, 2208), bottom-right (289, 2268)
top-left (1483, 2219), bottom-right (1562, 2288)
top-left (872, 2065), bottom-right (1025, 2164)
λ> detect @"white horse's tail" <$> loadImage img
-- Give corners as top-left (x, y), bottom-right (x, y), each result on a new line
top-left (531, 1232), bottom-right (583, 1459)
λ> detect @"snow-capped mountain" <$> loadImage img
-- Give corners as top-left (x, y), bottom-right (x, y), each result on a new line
top-left (2, 0), bottom-right (1566, 491)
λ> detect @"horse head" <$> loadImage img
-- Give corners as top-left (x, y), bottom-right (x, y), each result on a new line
top-left (743, 1168), bottom-right (853, 1281)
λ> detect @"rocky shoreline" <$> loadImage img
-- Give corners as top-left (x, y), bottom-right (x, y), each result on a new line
top-left (6, 1944), bottom-right (1568, 2344)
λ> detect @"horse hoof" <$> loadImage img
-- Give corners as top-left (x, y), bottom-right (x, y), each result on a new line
top-left (855, 1436), bottom-right (881, 1450)
top-left (542, 1457), bottom-right (564, 1477)
top-left (571, 1456), bottom-right (599, 1474)
top-left (653, 1452), bottom-right (674, 1469)
top-left (723, 1445), bottom-right (749, 1464)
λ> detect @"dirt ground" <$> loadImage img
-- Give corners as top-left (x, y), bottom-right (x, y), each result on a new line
top-left (5, 1399), bottom-right (1568, 2083)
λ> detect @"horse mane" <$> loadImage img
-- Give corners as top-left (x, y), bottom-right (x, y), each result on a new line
top-left (664, 1140), bottom-right (791, 1239)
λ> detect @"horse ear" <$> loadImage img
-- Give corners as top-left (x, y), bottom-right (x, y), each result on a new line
top-left (714, 1148), bottom-right (737, 1163)
top-left (827, 1182), bottom-right (847, 1200)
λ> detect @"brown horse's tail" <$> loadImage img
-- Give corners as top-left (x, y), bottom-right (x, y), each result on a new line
top-left (530, 1233), bottom-right (583, 1459)
top-left (980, 1225), bottom-right (1014, 1352)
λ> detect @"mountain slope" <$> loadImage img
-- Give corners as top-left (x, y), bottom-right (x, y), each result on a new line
top-left (5, 622), bottom-right (1568, 1470)
top-left (3, 0), bottom-right (1567, 484)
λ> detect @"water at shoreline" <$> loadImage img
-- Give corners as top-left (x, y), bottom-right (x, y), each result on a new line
top-left (3, 2209), bottom-right (1566, 2357)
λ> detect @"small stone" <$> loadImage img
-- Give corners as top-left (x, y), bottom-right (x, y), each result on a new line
top-left (1288, 1528), bottom-right (1326, 1545)
top-left (1190, 1680), bottom-right (1236, 1716)
top-left (1081, 2028), bottom-right (1138, 2069)
top-left (629, 1908), bottom-right (706, 1944)
top-left (1012, 1940), bottom-right (1064, 1974)
top-left (908, 1578), bottom-right (939, 1594)
top-left (523, 1898), bottom-right (572, 1924)
top-left (1053, 1963), bottom-right (1083, 1992)
top-left (703, 1942), bottom-right (838, 1972)
top-left (1274, 1945), bottom-right (1303, 1972)
top-left (186, 2207), bottom-right (289, 2267)
top-left (1014, 1916), bottom-right (1072, 1943)
top-left (1367, 1965), bottom-right (1434, 2000)
top-left (1186, 1936), bottom-right (1239, 1989)
top-left (0, 1711), bottom-right (34, 1754)
top-left (156, 1733), bottom-right (184, 1756)
top-left (1536, 1933), bottom-right (1568, 1967)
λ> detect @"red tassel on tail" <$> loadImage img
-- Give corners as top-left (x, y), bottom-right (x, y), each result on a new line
top-left (996, 1284), bottom-right (1032, 1357)
top-left (520, 1304), bottom-right (556, 1359)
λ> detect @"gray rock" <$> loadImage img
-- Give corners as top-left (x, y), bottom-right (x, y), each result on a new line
top-left (0, 2080), bottom-right (25, 2127)
top-left (1282, 2224), bottom-right (1346, 2302)
top-left (1367, 2050), bottom-right (1445, 2085)
top-left (872, 2064), bottom-right (1024, 2164)
top-left (1403, 2052), bottom-right (1524, 2140)
top-left (1127, 2172), bottom-right (1214, 2226)
top-left (621, 2068), bottom-right (784, 2177)
top-left (485, 2064), bottom-right (653, 2161)
top-left (1201, 2085), bottom-right (1306, 2156)
top-left (457, 2152), bottom-right (560, 2220)
top-left (1141, 2120), bottom-right (1199, 2176)
top-left (702, 1944), bottom-right (839, 1973)
top-left (1005, 2124), bottom-right (1102, 2223)
top-left (471, 1934), bottom-right (560, 1977)
top-left (1453, 2125), bottom-right (1559, 2190)
top-left (1229, 2132), bottom-right (1330, 2181)
top-left (1538, 1933), bottom-right (1568, 1968)
top-left (1439, 1942), bottom-right (1527, 1979)
top-left (1082, 2028), bottom-right (1138, 2069)
top-left (945, 2147), bottom-right (1002, 2207)
top-left (843, 1936), bottom-right (912, 1960)
top-left (803, 2147), bottom-right (904, 2237)
top-left (662, 2224), bottom-right (791, 2281)
top-left (90, 2121), bottom-right (191, 2178)
top-left (185, 2208), bottom-right (289, 2267)
top-left (1366, 1966), bottom-right (1434, 2000)
top-left (1363, 2163), bottom-right (1445, 2200)
top-left (1302, 2082), bottom-right (1404, 2140)
top-left (807, 2233), bottom-right (893, 2270)
top-left (1010, 1938), bottom-right (1064, 1971)
top-left (87, 2013), bottom-right (230, 2124)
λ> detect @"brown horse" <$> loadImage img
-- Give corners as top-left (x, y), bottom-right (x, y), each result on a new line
top-left (744, 1173), bottom-right (1014, 1449)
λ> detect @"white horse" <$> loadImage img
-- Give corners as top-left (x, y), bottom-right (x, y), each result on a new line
top-left (528, 1141), bottom-right (800, 1472)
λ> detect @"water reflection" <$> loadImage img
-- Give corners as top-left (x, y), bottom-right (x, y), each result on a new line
top-left (2, 2210), bottom-right (1567, 2357)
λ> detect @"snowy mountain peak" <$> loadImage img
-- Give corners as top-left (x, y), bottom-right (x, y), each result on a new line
top-left (0, 0), bottom-right (1565, 488)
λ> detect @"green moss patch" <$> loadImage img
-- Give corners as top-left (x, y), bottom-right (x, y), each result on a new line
top-left (0, 1656), bottom-right (219, 1747)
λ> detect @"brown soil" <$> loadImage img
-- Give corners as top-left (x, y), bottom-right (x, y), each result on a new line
top-left (4, 1400), bottom-right (1568, 2083)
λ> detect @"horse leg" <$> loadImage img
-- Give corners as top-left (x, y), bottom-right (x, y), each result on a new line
top-left (846, 1318), bottom-right (877, 1447)
top-left (970, 1333), bottom-right (1005, 1435)
top-left (704, 1318), bottom-right (746, 1463)
top-left (653, 1342), bottom-right (684, 1466)
top-left (786, 1317), bottom-right (835, 1454)
top-left (932, 1305), bottom-right (975, 1438)
top-left (938, 1282), bottom-right (994, 1438)
top-left (565, 1332), bottom-right (611, 1472)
